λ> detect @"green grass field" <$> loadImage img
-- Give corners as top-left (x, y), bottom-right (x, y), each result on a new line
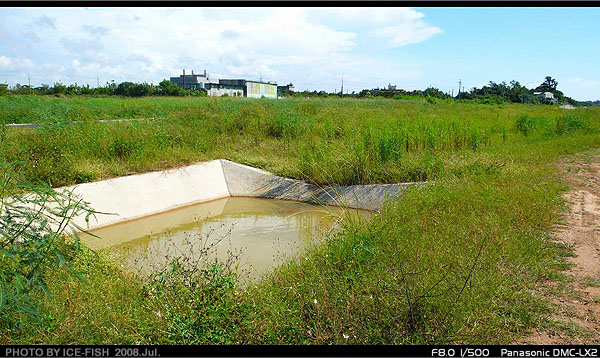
top-left (1, 95), bottom-right (599, 344)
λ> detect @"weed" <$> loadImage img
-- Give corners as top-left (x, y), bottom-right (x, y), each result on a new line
top-left (0, 162), bottom-right (96, 329)
top-left (516, 114), bottom-right (535, 136)
top-left (1, 96), bottom-right (600, 344)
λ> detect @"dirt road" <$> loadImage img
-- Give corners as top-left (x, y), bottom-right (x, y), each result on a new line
top-left (525, 150), bottom-right (600, 343)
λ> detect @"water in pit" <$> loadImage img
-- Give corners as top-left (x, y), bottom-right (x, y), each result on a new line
top-left (84, 197), bottom-right (369, 281)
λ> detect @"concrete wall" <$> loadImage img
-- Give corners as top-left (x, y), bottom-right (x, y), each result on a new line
top-left (59, 160), bottom-right (230, 230)
top-left (52, 159), bottom-right (418, 231)
top-left (246, 82), bottom-right (277, 99)
top-left (207, 87), bottom-right (244, 97)
top-left (220, 160), bottom-right (414, 211)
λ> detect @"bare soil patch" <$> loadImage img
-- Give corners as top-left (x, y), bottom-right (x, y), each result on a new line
top-left (523, 150), bottom-right (600, 344)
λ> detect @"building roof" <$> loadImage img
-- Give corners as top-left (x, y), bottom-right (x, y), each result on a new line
top-left (245, 80), bottom-right (277, 85)
top-left (220, 79), bottom-right (278, 86)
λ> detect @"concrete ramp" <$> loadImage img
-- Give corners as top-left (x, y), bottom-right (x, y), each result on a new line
top-left (52, 159), bottom-right (418, 231)
top-left (220, 160), bottom-right (415, 211)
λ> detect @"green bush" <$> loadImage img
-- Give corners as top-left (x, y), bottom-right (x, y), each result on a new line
top-left (556, 114), bottom-right (586, 135)
top-left (265, 109), bottom-right (311, 139)
top-left (0, 162), bottom-right (95, 328)
top-left (515, 114), bottom-right (535, 136)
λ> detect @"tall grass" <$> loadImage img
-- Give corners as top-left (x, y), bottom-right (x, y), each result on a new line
top-left (1, 96), bottom-right (600, 344)
top-left (3, 96), bottom-right (595, 188)
top-left (0, 162), bottom-right (96, 329)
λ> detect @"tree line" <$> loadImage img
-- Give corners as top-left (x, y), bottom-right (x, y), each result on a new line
top-left (284, 76), bottom-right (582, 106)
top-left (0, 80), bottom-right (206, 97)
top-left (456, 76), bottom-right (579, 106)
top-left (0, 76), bottom-right (592, 106)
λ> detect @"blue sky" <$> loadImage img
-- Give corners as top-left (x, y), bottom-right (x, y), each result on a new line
top-left (1, 7), bottom-right (598, 100)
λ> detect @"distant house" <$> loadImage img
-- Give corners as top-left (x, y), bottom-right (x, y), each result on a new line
top-left (246, 80), bottom-right (278, 99)
top-left (277, 83), bottom-right (295, 95)
top-left (219, 79), bottom-right (278, 99)
top-left (170, 69), bottom-right (212, 90)
top-left (533, 91), bottom-right (557, 102)
top-left (170, 70), bottom-right (277, 98)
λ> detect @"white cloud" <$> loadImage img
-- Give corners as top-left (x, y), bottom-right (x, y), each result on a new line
top-left (0, 7), bottom-right (441, 90)
top-left (0, 55), bottom-right (35, 70)
top-left (306, 7), bottom-right (441, 48)
top-left (374, 21), bottom-right (443, 47)
top-left (81, 25), bottom-right (110, 37)
top-left (0, 55), bottom-right (10, 69)
top-left (33, 15), bottom-right (56, 30)
top-left (60, 37), bottom-right (103, 53)
top-left (326, 7), bottom-right (425, 24)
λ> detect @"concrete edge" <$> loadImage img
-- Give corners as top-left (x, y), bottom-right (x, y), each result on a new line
top-left (3, 118), bottom-right (152, 130)
top-left (19, 159), bottom-right (422, 231)
top-left (220, 159), bottom-right (420, 211)
top-left (60, 159), bottom-right (230, 230)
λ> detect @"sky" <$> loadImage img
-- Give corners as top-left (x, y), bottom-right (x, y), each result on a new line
top-left (1, 7), bottom-right (599, 101)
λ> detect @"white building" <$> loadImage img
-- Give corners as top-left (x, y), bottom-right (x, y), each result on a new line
top-left (533, 91), bottom-right (557, 102)
top-left (170, 70), bottom-right (276, 98)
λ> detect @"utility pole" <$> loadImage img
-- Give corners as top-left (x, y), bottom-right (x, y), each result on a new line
top-left (97, 76), bottom-right (100, 88)
top-left (341, 77), bottom-right (344, 98)
top-left (182, 69), bottom-right (185, 90)
top-left (457, 79), bottom-right (461, 99)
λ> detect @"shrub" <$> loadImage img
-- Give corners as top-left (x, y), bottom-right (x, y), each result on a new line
top-left (0, 162), bottom-right (95, 328)
top-left (265, 109), bottom-right (311, 139)
top-left (556, 114), bottom-right (586, 135)
top-left (515, 114), bottom-right (535, 136)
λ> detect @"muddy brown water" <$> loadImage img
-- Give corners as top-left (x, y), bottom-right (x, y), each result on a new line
top-left (83, 197), bottom-right (370, 280)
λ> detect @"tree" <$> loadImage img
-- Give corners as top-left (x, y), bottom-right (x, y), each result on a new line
top-left (114, 82), bottom-right (132, 96)
top-left (535, 76), bottom-right (558, 92)
top-left (158, 80), bottom-right (182, 96)
top-left (51, 82), bottom-right (67, 95)
top-left (114, 82), bottom-right (154, 97)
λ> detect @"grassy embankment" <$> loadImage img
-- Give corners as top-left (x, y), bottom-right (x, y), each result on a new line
top-left (1, 95), bottom-right (599, 344)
